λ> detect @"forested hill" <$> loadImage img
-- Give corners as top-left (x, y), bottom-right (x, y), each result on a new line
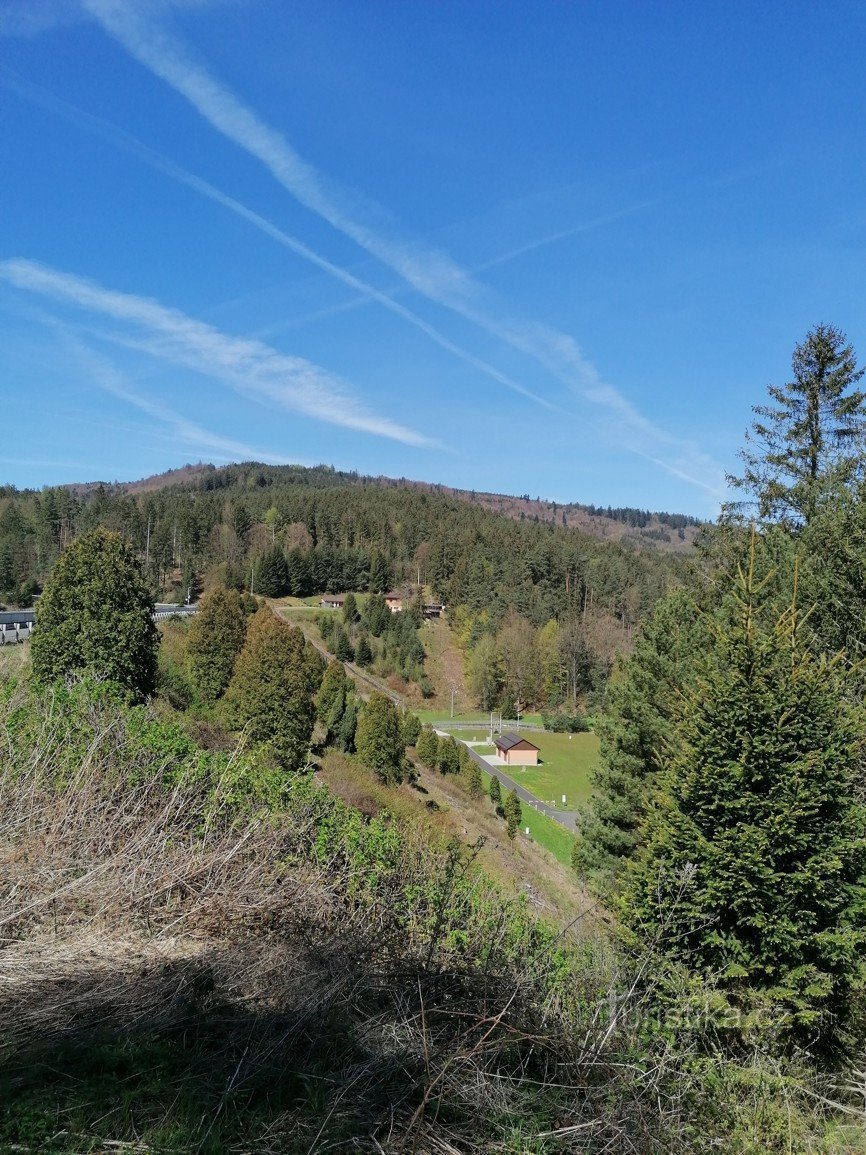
top-left (65, 462), bottom-right (705, 552)
top-left (0, 462), bottom-right (691, 659)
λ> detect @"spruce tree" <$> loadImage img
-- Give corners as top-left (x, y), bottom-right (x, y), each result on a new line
top-left (415, 726), bottom-right (439, 769)
top-left (624, 546), bottom-right (866, 1045)
top-left (727, 324), bottom-right (866, 526)
top-left (489, 774), bottom-right (502, 811)
top-left (465, 760), bottom-right (483, 799)
top-left (574, 588), bottom-right (706, 888)
top-left (256, 545), bottom-right (289, 597)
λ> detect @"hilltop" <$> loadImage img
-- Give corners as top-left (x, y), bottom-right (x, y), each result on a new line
top-left (65, 461), bottom-right (705, 554)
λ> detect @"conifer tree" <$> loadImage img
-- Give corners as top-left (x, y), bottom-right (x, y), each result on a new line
top-left (624, 546), bottom-right (866, 1045)
top-left (355, 691), bottom-right (406, 784)
top-left (465, 760), bottom-right (483, 799)
top-left (415, 726), bottom-right (439, 769)
top-left (574, 588), bottom-right (706, 888)
top-left (401, 711), bottom-right (422, 746)
top-left (223, 608), bottom-right (320, 771)
top-left (727, 324), bottom-right (866, 526)
top-left (505, 789), bottom-right (522, 840)
top-left (31, 528), bottom-right (157, 701)
top-left (489, 774), bottom-right (502, 811)
top-left (354, 632), bottom-right (373, 667)
top-left (437, 736), bottom-right (460, 775)
top-left (256, 545), bottom-right (289, 597)
top-left (187, 586), bottom-right (248, 706)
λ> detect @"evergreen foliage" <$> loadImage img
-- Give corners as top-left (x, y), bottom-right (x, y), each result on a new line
top-left (401, 711), bottom-right (421, 747)
top-left (489, 774), bottom-right (502, 810)
top-left (465, 760), bottom-right (483, 799)
top-left (505, 789), bottom-right (522, 840)
top-left (728, 324), bottom-right (866, 526)
top-left (415, 726), bottom-right (439, 769)
top-left (575, 588), bottom-right (706, 887)
top-left (623, 547), bottom-right (866, 1046)
top-left (355, 692), bottom-right (406, 785)
top-left (186, 587), bottom-right (248, 706)
top-left (30, 528), bottom-right (157, 701)
top-left (342, 592), bottom-right (359, 623)
top-left (255, 545), bottom-right (289, 597)
top-left (436, 736), bottom-right (460, 775)
top-left (223, 609), bottom-right (321, 771)
top-left (354, 632), bottom-right (373, 666)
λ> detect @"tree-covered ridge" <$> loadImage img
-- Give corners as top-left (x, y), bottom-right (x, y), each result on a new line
top-left (0, 462), bottom-right (686, 633)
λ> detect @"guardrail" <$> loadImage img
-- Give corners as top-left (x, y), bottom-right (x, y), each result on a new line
top-left (433, 719), bottom-right (544, 733)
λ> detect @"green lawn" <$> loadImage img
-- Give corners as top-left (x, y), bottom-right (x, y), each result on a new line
top-left (496, 732), bottom-right (600, 811)
top-left (476, 766), bottom-right (574, 866)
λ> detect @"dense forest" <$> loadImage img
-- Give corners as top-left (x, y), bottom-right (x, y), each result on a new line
top-left (0, 464), bottom-right (689, 711)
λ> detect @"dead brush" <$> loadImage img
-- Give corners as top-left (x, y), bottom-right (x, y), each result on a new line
top-left (0, 680), bottom-right (840, 1152)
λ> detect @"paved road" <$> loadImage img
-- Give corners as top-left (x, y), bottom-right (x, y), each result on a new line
top-left (461, 743), bottom-right (581, 833)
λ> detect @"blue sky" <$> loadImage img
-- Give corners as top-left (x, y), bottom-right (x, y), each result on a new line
top-left (2, 0), bottom-right (865, 518)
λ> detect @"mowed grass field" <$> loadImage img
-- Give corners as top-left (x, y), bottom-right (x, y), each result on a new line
top-left (474, 765), bottom-right (575, 866)
top-left (499, 732), bottom-right (600, 811)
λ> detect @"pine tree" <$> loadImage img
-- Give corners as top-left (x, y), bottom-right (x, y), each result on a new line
top-left (355, 691), bottom-right (406, 784)
top-left (727, 324), bottom-right (866, 526)
top-left (31, 528), bottom-right (157, 701)
top-left (223, 608), bottom-right (320, 771)
top-left (505, 789), bottom-right (522, 840)
top-left (624, 546), bottom-right (866, 1046)
top-left (186, 587), bottom-right (248, 706)
top-left (415, 726), bottom-right (439, 769)
top-left (465, 760), bottom-right (483, 799)
top-left (316, 660), bottom-right (349, 737)
top-left (489, 774), bottom-right (502, 811)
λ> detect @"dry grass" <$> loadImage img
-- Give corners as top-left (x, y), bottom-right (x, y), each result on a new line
top-left (0, 679), bottom-right (851, 1153)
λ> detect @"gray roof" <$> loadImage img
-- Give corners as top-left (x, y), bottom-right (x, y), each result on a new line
top-left (494, 732), bottom-right (539, 752)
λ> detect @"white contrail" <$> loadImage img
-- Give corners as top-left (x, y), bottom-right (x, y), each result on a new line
top-left (65, 337), bottom-right (298, 466)
top-left (0, 258), bottom-right (438, 449)
top-left (80, 0), bottom-right (724, 494)
top-left (0, 67), bottom-right (557, 413)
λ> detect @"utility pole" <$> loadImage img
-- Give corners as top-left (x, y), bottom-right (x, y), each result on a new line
top-left (145, 516), bottom-right (151, 570)
top-left (450, 685), bottom-right (455, 719)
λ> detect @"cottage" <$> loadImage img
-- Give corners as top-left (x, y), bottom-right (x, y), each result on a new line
top-left (320, 595), bottom-right (345, 610)
top-left (493, 733), bottom-right (540, 767)
top-left (384, 592), bottom-right (404, 613)
top-left (422, 603), bottom-right (445, 619)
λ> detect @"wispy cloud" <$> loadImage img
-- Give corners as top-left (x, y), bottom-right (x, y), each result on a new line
top-left (80, 0), bottom-right (724, 495)
top-left (0, 258), bottom-right (438, 449)
top-left (61, 336), bottom-right (299, 466)
top-left (0, 67), bottom-right (556, 413)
